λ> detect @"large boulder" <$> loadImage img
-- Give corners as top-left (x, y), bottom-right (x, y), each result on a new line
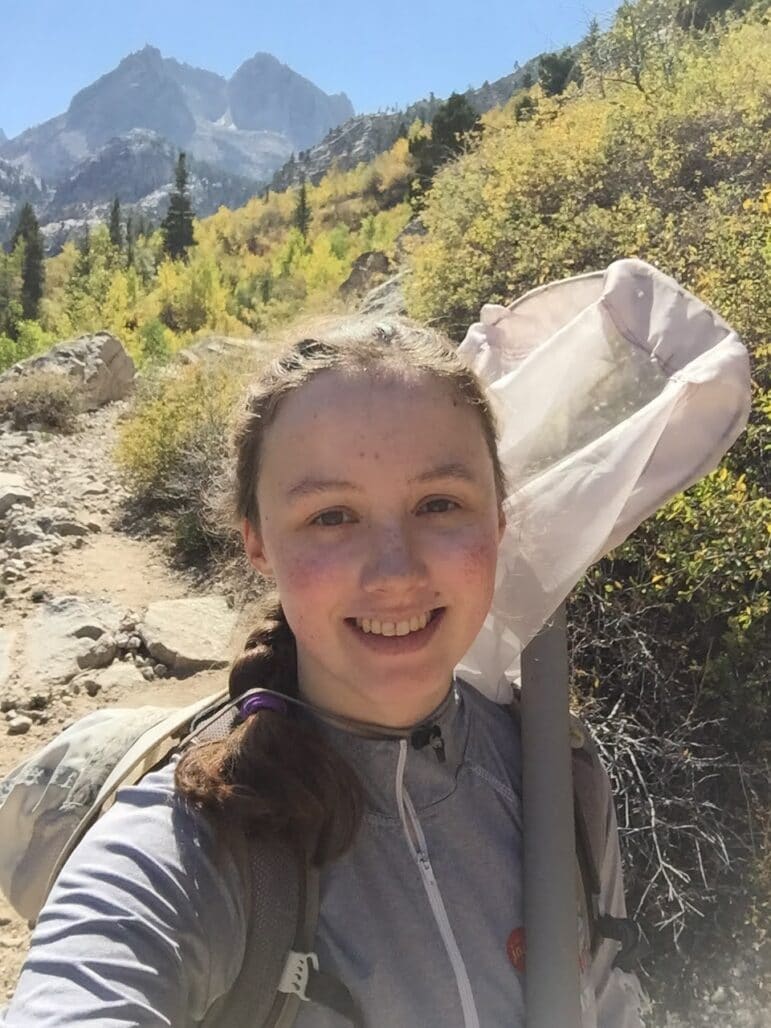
top-left (0, 331), bottom-right (135, 410)
top-left (139, 596), bottom-right (238, 674)
top-left (358, 273), bottom-right (407, 319)
top-left (22, 595), bottom-right (124, 686)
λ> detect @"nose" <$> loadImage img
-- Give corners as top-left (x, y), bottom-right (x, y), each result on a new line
top-left (360, 522), bottom-right (429, 594)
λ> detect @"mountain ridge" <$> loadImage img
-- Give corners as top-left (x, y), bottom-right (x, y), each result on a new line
top-left (0, 45), bottom-right (354, 182)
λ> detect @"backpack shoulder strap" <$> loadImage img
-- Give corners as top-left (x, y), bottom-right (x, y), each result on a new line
top-left (192, 703), bottom-right (362, 1028)
top-left (263, 859), bottom-right (362, 1028)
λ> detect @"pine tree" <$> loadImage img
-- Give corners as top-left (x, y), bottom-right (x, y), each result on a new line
top-left (408, 93), bottom-right (482, 207)
top-left (161, 152), bottom-right (195, 260)
top-left (293, 177), bottom-right (311, 239)
top-left (539, 49), bottom-right (581, 97)
top-left (431, 93), bottom-right (481, 157)
top-left (126, 213), bottom-right (135, 267)
top-left (74, 225), bottom-right (91, 279)
top-left (109, 196), bottom-right (122, 249)
top-left (10, 203), bottom-right (44, 321)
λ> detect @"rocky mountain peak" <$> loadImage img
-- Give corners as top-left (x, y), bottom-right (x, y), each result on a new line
top-left (120, 44), bottom-right (165, 68)
top-left (228, 52), bottom-right (354, 150)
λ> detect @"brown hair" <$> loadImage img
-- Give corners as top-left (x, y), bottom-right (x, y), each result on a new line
top-left (175, 317), bottom-right (506, 865)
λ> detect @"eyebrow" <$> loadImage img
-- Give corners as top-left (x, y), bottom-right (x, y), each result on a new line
top-left (285, 462), bottom-right (478, 500)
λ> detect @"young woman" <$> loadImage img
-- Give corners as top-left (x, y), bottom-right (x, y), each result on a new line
top-left (3, 319), bottom-right (643, 1026)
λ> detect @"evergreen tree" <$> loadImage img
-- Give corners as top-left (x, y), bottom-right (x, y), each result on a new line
top-left (109, 196), bottom-right (122, 249)
top-left (74, 225), bottom-right (91, 279)
top-left (539, 49), bottom-right (580, 96)
top-left (293, 177), bottom-right (311, 239)
top-left (161, 152), bottom-right (195, 260)
top-left (431, 93), bottom-right (481, 157)
top-left (408, 93), bottom-right (482, 206)
top-left (0, 246), bottom-right (23, 339)
top-left (10, 203), bottom-right (45, 321)
top-left (126, 212), bottom-right (135, 267)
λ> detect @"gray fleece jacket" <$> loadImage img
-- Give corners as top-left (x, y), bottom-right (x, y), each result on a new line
top-left (3, 681), bottom-right (643, 1027)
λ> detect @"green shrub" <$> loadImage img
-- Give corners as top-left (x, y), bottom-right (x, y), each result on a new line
top-left (0, 370), bottom-right (80, 432)
top-left (115, 354), bottom-right (255, 562)
top-left (0, 320), bottom-right (55, 372)
top-left (139, 318), bottom-right (171, 365)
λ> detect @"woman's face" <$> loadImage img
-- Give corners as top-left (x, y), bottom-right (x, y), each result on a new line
top-left (243, 369), bottom-right (505, 727)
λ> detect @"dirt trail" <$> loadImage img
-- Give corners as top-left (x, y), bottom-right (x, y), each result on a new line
top-left (0, 403), bottom-right (246, 1001)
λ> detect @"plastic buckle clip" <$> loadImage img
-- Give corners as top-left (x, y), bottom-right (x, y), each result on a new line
top-left (278, 950), bottom-right (320, 1002)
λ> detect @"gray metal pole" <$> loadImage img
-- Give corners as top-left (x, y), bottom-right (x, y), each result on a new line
top-left (520, 602), bottom-right (582, 1028)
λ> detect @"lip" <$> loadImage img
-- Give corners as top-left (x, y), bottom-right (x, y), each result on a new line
top-left (345, 607), bottom-right (446, 654)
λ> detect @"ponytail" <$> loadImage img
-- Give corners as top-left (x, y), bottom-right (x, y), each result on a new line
top-left (175, 591), bottom-right (363, 865)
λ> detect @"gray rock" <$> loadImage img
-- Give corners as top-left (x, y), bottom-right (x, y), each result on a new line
top-left (0, 473), bottom-right (34, 517)
top-left (0, 332), bottom-right (135, 411)
top-left (176, 335), bottom-right (261, 366)
top-left (71, 661), bottom-right (147, 695)
top-left (139, 595), bottom-right (237, 673)
top-left (141, 666), bottom-right (155, 681)
top-left (23, 595), bottom-right (124, 685)
top-left (358, 273), bottom-right (407, 318)
top-left (8, 715), bottom-right (32, 735)
top-left (6, 520), bottom-right (48, 548)
top-left (52, 518), bottom-right (90, 537)
top-left (77, 633), bottom-right (117, 671)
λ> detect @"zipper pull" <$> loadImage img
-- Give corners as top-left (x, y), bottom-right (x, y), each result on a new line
top-left (410, 724), bottom-right (446, 763)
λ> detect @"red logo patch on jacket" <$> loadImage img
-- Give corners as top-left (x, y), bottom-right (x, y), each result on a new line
top-left (507, 927), bottom-right (526, 972)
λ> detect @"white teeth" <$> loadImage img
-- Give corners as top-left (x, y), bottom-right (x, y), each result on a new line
top-left (355, 611), bottom-right (434, 636)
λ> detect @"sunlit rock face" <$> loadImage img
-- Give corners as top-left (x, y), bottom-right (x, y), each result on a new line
top-left (228, 52), bottom-right (353, 150)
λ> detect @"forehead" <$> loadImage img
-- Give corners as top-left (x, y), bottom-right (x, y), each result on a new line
top-left (258, 369), bottom-right (489, 488)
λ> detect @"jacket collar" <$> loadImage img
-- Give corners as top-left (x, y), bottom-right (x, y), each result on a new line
top-left (312, 681), bottom-right (470, 818)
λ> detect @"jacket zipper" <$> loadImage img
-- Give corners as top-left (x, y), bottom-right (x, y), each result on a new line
top-left (395, 740), bottom-right (480, 1028)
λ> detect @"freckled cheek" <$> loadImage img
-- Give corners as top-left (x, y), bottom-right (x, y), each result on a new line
top-left (272, 545), bottom-right (355, 633)
top-left (429, 527), bottom-right (500, 590)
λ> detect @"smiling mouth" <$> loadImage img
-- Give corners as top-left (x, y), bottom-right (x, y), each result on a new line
top-left (347, 608), bottom-right (443, 637)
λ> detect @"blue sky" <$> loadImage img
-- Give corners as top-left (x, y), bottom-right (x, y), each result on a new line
top-left (1, 0), bottom-right (619, 140)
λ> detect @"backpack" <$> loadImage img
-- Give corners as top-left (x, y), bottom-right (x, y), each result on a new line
top-left (0, 686), bottom-right (640, 1026)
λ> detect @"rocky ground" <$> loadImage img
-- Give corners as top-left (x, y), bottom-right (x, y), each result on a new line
top-left (0, 385), bottom-right (768, 1025)
top-left (0, 399), bottom-right (253, 1003)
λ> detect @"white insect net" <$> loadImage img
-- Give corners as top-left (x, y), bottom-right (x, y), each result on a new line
top-left (457, 258), bottom-right (751, 700)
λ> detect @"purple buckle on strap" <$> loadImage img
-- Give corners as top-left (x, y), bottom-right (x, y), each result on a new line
top-left (239, 692), bottom-right (290, 719)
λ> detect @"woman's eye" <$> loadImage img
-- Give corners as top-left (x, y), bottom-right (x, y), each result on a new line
top-left (311, 509), bottom-right (354, 527)
top-left (418, 497), bottom-right (460, 515)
